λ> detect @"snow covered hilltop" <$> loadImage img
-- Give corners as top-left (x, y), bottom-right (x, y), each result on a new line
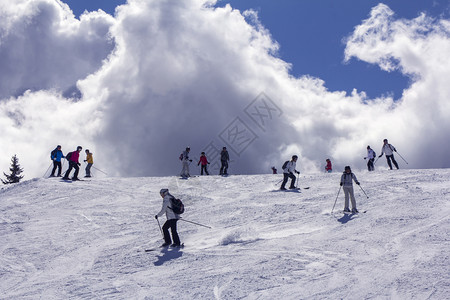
top-left (1, 169), bottom-right (449, 299)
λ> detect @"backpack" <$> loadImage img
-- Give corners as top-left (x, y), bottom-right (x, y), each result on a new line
top-left (179, 153), bottom-right (183, 161)
top-left (66, 151), bottom-right (73, 161)
top-left (282, 160), bottom-right (289, 170)
top-left (169, 196), bottom-right (185, 215)
top-left (50, 149), bottom-right (57, 160)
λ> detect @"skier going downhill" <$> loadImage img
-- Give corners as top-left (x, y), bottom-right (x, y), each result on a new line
top-left (280, 155), bottom-right (300, 190)
top-left (155, 189), bottom-right (181, 248)
top-left (340, 166), bottom-right (360, 214)
top-left (379, 139), bottom-right (399, 170)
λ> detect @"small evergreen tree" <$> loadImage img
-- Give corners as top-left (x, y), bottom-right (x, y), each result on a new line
top-left (2, 154), bottom-right (24, 184)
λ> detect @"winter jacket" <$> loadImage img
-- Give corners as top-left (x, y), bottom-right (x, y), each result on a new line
top-left (51, 149), bottom-right (65, 162)
top-left (85, 153), bottom-right (93, 164)
top-left (69, 150), bottom-right (80, 164)
top-left (182, 150), bottom-right (190, 161)
top-left (198, 155), bottom-right (208, 166)
top-left (221, 150), bottom-right (229, 162)
top-left (325, 161), bottom-right (332, 172)
top-left (283, 161), bottom-right (297, 174)
top-left (381, 144), bottom-right (396, 156)
top-left (156, 193), bottom-right (180, 220)
top-left (366, 149), bottom-right (376, 160)
top-left (340, 172), bottom-right (359, 187)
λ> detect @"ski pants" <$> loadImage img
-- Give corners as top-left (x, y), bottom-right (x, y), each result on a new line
top-left (367, 158), bottom-right (375, 171)
top-left (64, 161), bottom-right (80, 179)
top-left (220, 160), bottom-right (228, 175)
top-left (281, 172), bottom-right (296, 189)
top-left (180, 161), bottom-right (190, 177)
top-left (85, 163), bottom-right (93, 177)
top-left (343, 186), bottom-right (357, 210)
top-left (386, 155), bottom-right (399, 170)
top-left (200, 164), bottom-right (209, 175)
top-left (51, 161), bottom-right (62, 176)
top-left (162, 219), bottom-right (180, 245)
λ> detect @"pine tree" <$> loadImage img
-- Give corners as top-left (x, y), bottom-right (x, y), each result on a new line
top-left (2, 154), bottom-right (24, 184)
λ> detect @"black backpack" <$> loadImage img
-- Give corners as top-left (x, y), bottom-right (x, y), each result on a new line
top-left (282, 160), bottom-right (289, 170)
top-left (50, 149), bottom-right (57, 160)
top-left (66, 151), bottom-right (73, 161)
top-left (169, 196), bottom-right (185, 215)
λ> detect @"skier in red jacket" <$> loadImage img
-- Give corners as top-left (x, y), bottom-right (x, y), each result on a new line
top-left (197, 152), bottom-right (210, 175)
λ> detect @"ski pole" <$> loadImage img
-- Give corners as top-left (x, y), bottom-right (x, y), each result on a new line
top-left (373, 156), bottom-right (380, 165)
top-left (296, 172), bottom-right (300, 188)
top-left (43, 163), bottom-right (52, 178)
top-left (179, 218), bottom-right (212, 229)
top-left (331, 186), bottom-right (342, 214)
top-left (358, 184), bottom-right (369, 199)
top-left (395, 151), bottom-right (408, 165)
top-left (92, 166), bottom-right (108, 175)
top-left (156, 218), bottom-right (163, 238)
top-left (274, 178), bottom-right (283, 186)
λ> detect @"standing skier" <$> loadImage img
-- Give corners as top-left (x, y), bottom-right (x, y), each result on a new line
top-left (84, 149), bottom-right (93, 178)
top-left (180, 147), bottom-right (192, 178)
top-left (155, 189), bottom-right (181, 247)
top-left (63, 146), bottom-right (82, 181)
top-left (340, 166), bottom-right (360, 213)
top-left (280, 155), bottom-right (300, 190)
top-left (50, 145), bottom-right (65, 177)
top-left (325, 158), bottom-right (332, 173)
top-left (379, 139), bottom-right (399, 170)
top-left (364, 145), bottom-right (376, 171)
top-left (219, 147), bottom-right (230, 176)
top-left (197, 152), bottom-right (210, 175)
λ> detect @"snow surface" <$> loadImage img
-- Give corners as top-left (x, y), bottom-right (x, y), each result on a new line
top-left (1, 169), bottom-right (449, 299)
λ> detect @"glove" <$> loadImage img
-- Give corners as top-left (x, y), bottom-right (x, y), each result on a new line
top-left (77, 163), bottom-right (81, 166)
top-left (207, 162), bottom-right (210, 164)
top-left (295, 171), bottom-right (300, 174)
top-left (394, 149), bottom-right (397, 152)
top-left (356, 182), bottom-right (360, 185)
top-left (378, 155), bottom-right (382, 158)
top-left (189, 159), bottom-right (193, 162)
top-left (84, 160), bottom-right (87, 162)
top-left (198, 163), bottom-right (200, 166)
top-left (363, 157), bottom-right (366, 160)
top-left (340, 182), bottom-right (343, 186)
top-left (155, 215), bottom-right (158, 219)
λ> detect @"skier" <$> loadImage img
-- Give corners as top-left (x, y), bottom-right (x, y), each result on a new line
top-left (155, 189), bottom-right (181, 247)
top-left (63, 146), bottom-right (82, 181)
top-left (325, 158), bottom-right (332, 173)
top-left (340, 166), bottom-right (360, 213)
top-left (364, 145), bottom-right (376, 171)
top-left (280, 155), bottom-right (300, 190)
top-left (50, 145), bottom-right (65, 177)
top-left (180, 147), bottom-right (192, 178)
top-left (379, 139), bottom-right (399, 170)
top-left (271, 167), bottom-right (277, 174)
top-left (219, 147), bottom-right (230, 176)
top-left (84, 149), bottom-right (93, 178)
top-left (197, 152), bottom-right (210, 175)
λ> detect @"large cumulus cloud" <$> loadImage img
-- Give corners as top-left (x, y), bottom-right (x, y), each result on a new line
top-left (0, 0), bottom-right (449, 179)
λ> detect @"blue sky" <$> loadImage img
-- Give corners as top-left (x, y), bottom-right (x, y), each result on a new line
top-left (62, 0), bottom-right (449, 99)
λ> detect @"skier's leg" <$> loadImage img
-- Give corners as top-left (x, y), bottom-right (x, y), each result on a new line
top-left (51, 161), bottom-right (57, 176)
top-left (281, 173), bottom-right (289, 189)
top-left (349, 187), bottom-right (357, 210)
top-left (169, 219), bottom-right (180, 245)
top-left (289, 173), bottom-right (296, 188)
top-left (392, 156), bottom-right (399, 169)
top-left (162, 220), bottom-right (172, 244)
top-left (56, 161), bottom-right (62, 176)
top-left (386, 156), bottom-right (393, 169)
top-left (343, 187), bottom-right (350, 210)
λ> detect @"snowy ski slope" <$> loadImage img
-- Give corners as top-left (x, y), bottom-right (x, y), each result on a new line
top-left (1, 169), bottom-right (449, 299)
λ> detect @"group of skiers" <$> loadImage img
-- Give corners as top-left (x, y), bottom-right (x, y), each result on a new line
top-left (155, 139), bottom-right (402, 248)
top-left (49, 145), bottom-right (94, 181)
top-left (179, 146), bottom-right (230, 178)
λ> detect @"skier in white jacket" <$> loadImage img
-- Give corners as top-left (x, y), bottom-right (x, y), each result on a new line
top-left (280, 155), bottom-right (300, 190)
top-left (364, 145), bottom-right (376, 171)
top-left (155, 189), bottom-right (181, 247)
top-left (379, 139), bottom-right (399, 170)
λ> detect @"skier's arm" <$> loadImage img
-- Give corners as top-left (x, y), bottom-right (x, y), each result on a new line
top-left (156, 198), bottom-right (169, 218)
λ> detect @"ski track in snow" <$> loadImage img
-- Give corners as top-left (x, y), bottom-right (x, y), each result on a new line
top-left (0, 169), bottom-right (449, 299)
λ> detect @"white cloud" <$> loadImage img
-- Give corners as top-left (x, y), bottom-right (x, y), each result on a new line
top-left (0, 0), bottom-right (449, 179)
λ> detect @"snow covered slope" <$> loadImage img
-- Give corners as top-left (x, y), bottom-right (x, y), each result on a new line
top-left (1, 169), bottom-right (449, 299)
